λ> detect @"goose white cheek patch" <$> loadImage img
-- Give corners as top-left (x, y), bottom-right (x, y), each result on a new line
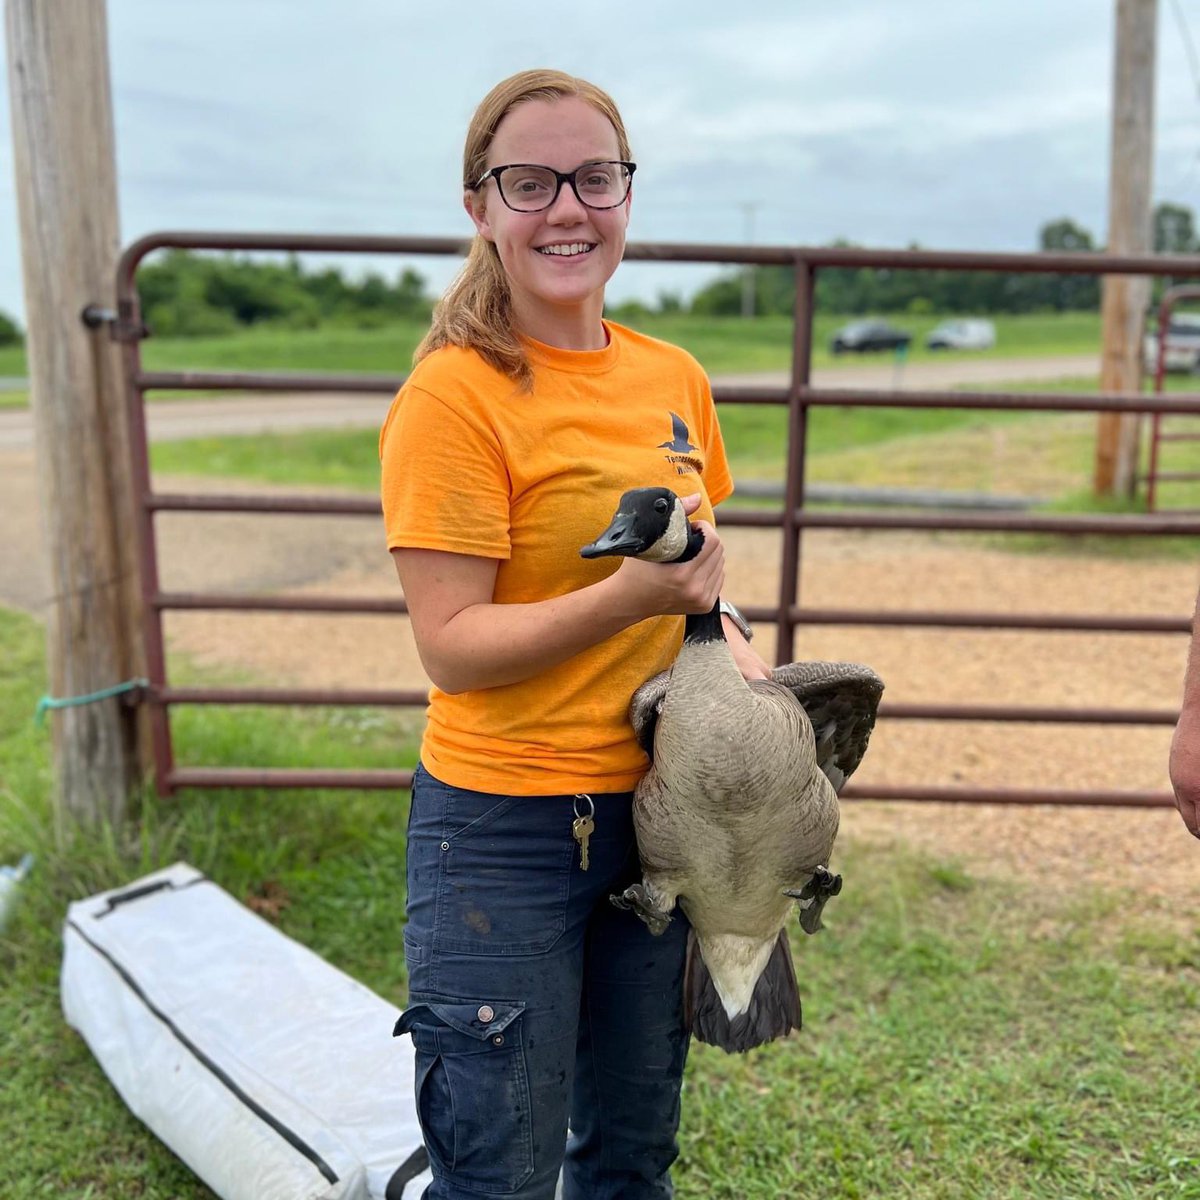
top-left (639, 503), bottom-right (691, 562)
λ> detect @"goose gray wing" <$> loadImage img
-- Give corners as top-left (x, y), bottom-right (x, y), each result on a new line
top-left (770, 661), bottom-right (884, 793)
top-left (629, 668), bottom-right (671, 760)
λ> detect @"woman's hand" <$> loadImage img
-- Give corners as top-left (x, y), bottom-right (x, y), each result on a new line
top-left (605, 494), bottom-right (725, 621)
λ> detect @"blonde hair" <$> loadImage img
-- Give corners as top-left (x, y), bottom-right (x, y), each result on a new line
top-left (414, 69), bottom-right (632, 389)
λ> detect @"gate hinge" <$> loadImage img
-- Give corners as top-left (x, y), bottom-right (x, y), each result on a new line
top-left (80, 304), bottom-right (150, 343)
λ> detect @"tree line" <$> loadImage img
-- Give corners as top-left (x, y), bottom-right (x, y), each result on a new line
top-left (0, 203), bottom-right (1198, 344)
top-left (0, 249), bottom-right (432, 344)
top-left (619, 203), bottom-right (1200, 320)
top-left (134, 249), bottom-right (432, 337)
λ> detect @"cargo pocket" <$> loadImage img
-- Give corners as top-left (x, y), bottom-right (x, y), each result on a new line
top-left (394, 994), bottom-right (533, 1194)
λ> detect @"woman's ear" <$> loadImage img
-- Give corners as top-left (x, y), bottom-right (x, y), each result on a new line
top-left (464, 189), bottom-right (493, 242)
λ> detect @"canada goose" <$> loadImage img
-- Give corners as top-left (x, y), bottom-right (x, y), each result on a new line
top-left (581, 487), bottom-right (883, 1053)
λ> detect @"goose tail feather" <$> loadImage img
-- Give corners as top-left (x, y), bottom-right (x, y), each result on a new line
top-left (684, 929), bottom-right (801, 1053)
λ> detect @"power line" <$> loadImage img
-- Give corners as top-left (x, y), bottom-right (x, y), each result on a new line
top-left (1163, 0), bottom-right (1200, 198)
top-left (1170, 0), bottom-right (1200, 98)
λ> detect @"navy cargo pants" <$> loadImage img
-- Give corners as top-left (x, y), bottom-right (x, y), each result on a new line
top-left (394, 762), bottom-right (691, 1199)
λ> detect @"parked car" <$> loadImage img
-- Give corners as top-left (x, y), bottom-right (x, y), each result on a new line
top-left (829, 319), bottom-right (912, 354)
top-left (925, 318), bottom-right (996, 351)
top-left (1143, 313), bottom-right (1200, 374)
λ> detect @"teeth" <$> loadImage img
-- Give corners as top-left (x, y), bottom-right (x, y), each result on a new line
top-left (537, 243), bottom-right (593, 256)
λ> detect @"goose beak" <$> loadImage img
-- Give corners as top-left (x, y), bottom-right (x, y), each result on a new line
top-left (580, 513), bottom-right (642, 559)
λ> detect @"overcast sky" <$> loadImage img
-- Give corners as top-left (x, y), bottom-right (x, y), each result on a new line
top-left (2, 0), bottom-right (1200, 319)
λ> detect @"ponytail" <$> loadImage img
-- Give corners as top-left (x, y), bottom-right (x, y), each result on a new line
top-left (415, 235), bottom-right (533, 389)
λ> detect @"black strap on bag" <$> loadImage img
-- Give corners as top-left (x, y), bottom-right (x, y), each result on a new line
top-left (385, 1145), bottom-right (430, 1199)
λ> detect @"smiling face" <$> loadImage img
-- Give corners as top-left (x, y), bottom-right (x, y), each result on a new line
top-left (465, 95), bottom-right (630, 349)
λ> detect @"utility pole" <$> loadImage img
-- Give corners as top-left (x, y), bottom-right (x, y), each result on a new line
top-left (740, 202), bottom-right (759, 319)
top-left (1095, 0), bottom-right (1157, 497)
top-left (6, 0), bottom-right (148, 825)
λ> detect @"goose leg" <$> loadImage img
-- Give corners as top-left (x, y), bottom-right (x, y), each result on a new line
top-left (610, 880), bottom-right (674, 936)
top-left (784, 865), bottom-right (843, 935)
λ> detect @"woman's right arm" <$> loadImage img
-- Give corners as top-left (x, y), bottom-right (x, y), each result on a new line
top-left (394, 496), bottom-right (724, 695)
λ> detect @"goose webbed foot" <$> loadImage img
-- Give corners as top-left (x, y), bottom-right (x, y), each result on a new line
top-left (611, 882), bottom-right (673, 936)
top-left (785, 866), bottom-right (843, 935)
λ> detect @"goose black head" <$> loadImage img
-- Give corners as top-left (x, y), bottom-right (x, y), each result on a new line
top-left (580, 487), bottom-right (705, 563)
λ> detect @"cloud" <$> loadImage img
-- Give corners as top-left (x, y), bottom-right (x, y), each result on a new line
top-left (1, 0), bottom-right (1198, 320)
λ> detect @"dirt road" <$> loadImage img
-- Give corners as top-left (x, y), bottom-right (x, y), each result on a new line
top-left (0, 353), bottom-right (1100, 452)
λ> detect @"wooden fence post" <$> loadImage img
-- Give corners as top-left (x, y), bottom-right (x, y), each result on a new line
top-left (6, 0), bottom-right (149, 824)
top-left (1095, 0), bottom-right (1157, 497)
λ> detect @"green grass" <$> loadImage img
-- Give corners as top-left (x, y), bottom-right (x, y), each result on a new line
top-left (150, 405), bottom-right (1029, 493)
top-left (152, 428), bottom-right (386, 492)
top-left (3, 605), bottom-right (1199, 1197)
top-left (144, 353), bottom-right (1200, 561)
top-left (625, 310), bottom-right (1103, 372)
top-left (0, 310), bottom-right (1106, 407)
top-left (0, 343), bottom-right (25, 376)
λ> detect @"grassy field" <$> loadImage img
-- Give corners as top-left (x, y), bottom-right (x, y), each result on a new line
top-left (149, 401), bottom-right (1200, 561)
top-left (150, 400), bottom-right (1041, 492)
top-left (2, 604), bottom-right (1199, 1198)
top-left (0, 309), bottom-right (1110, 412)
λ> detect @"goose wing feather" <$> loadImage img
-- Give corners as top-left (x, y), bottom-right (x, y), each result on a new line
top-left (769, 661), bottom-right (884, 793)
top-left (630, 668), bottom-right (671, 760)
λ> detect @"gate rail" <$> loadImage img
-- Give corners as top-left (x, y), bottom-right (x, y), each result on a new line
top-left (112, 233), bottom-right (1200, 804)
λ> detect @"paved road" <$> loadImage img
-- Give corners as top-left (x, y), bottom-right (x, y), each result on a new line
top-left (0, 355), bottom-right (1100, 451)
top-left (0, 354), bottom-right (1100, 614)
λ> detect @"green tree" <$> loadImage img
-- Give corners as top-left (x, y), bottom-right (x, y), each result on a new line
top-left (0, 310), bottom-right (23, 347)
top-left (1036, 218), bottom-right (1099, 311)
top-left (1039, 218), bottom-right (1096, 252)
top-left (1154, 202), bottom-right (1196, 254)
top-left (135, 249), bottom-right (429, 336)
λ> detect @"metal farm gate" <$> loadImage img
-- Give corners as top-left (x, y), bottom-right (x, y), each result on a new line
top-left (1144, 283), bottom-right (1200, 511)
top-left (109, 233), bottom-right (1200, 806)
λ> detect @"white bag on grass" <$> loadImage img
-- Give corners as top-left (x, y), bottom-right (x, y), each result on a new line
top-left (60, 862), bottom-right (430, 1200)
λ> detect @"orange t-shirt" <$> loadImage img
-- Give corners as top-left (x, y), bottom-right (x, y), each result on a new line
top-left (378, 320), bottom-right (734, 795)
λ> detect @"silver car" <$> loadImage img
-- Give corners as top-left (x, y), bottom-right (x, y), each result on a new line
top-left (925, 318), bottom-right (996, 351)
top-left (1144, 314), bottom-right (1200, 374)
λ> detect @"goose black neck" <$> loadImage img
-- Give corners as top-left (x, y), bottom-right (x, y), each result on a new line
top-left (684, 601), bottom-right (725, 644)
top-left (674, 523), bottom-right (706, 564)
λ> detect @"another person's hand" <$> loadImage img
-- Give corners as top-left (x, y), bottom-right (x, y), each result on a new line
top-left (1169, 706), bottom-right (1200, 838)
top-left (723, 622), bottom-right (771, 681)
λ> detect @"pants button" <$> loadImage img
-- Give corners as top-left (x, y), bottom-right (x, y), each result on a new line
top-left (477, 1004), bottom-right (494, 1023)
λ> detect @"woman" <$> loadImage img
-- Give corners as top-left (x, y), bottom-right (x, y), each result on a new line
top-left (381, 68), bottom-right (770, 1199)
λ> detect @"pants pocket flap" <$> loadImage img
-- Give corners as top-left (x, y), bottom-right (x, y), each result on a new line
top-left (394, 994), bottom-right (524, 1041)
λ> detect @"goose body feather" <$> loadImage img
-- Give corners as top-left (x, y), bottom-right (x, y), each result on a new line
top-left (583, 487), bottom-right (883, 1053)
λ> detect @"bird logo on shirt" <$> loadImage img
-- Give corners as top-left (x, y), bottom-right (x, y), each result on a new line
top-left (659, 412), bottom-right (704, 478)
top-left (658, 412), bottom-right (698, 452)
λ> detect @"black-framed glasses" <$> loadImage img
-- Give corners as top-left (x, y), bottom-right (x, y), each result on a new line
top-left (472, 161), bottom-right (636, 213)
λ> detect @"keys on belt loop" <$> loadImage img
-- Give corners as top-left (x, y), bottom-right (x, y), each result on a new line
top-left (572, 794), bottom-right (595, 871)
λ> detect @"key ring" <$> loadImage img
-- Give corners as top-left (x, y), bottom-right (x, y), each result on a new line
top-left (573, 793), bottom-right (594, 820)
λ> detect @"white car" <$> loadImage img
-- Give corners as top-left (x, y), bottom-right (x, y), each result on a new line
top-left (1143, 313), bottom-right (1200, 374)
top-left (925, 318), bottom-right (996, 351)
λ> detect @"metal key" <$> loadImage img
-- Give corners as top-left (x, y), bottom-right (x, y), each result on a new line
top-left (572, 816), bottom-right (594, 870)
top-left (572, 794), bottom-right (595, 871)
